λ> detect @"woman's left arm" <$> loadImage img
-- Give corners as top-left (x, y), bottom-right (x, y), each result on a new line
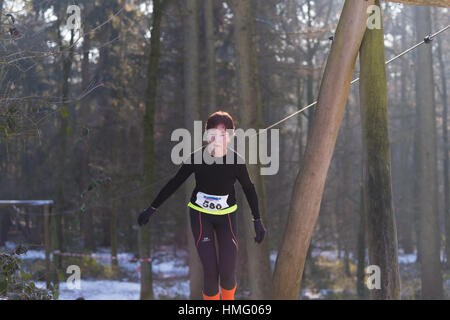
top-left (236, 163), bottom-right (260, 221)
top-left (236, 163), bottom-right (266, 243)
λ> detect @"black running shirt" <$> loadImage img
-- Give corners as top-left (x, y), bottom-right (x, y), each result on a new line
top-left (150, 147), bottom-right (260, 219)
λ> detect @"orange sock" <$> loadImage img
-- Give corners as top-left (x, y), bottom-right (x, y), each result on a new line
top-left (202, 291), bottom-right (220, 300)
top-left (220, 284), bottom-right (236, 300)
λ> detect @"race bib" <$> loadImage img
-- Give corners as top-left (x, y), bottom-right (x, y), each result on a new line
top-left (195, 192), bottom-right (229, 211)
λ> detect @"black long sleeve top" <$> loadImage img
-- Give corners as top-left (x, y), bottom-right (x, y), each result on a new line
top-left (150, 147), bottom-right (260, 219)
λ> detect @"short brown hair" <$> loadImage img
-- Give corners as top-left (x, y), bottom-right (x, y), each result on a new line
top-left (205, 111), bottom-right (235, 131)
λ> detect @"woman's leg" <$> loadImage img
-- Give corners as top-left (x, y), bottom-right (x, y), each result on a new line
top-left (214, 211), bottom-right (238, 299)
top-left (189, 208), bottom-right (219, 298)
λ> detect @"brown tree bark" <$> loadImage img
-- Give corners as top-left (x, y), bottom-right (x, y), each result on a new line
top-left (414, 5), bottom-right (443, 299)
top-left (231, 0), bottom-right (273, 300)
top-left (272, 0), bottom-right (375, 300)
top-left (53, 2), bottom-right (75, 270)
top-left (359, 0), bottom-right (401, 299)
top-left (139, 0), bottom-right (167, 300)
top-left (183, 0), bottom-right (203, 300)
top-left (79, 2), bottom-right (95, 252)
top-left (436, 21), bottom-right (450, 268)
top-left (204, 0), bottom-right (217, 116)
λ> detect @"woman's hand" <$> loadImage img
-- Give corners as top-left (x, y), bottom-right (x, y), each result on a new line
top-left (253, 218), bottom-right (266, 244)
top-left (137, 206), bottom-right (157, 226)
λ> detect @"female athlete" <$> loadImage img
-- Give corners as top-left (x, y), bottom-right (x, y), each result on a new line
top-left (137, 111), bottom-right (266, 300)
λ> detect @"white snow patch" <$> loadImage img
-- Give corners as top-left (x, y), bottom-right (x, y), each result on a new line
top-left (35, 279), bottom-right (189, 300)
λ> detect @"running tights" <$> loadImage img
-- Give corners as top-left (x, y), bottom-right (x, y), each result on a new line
top-left (189, 208), bottom-right (238, 298)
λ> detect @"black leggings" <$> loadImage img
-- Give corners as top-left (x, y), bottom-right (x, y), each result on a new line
top-left (189, 208), bottom-right (239, 296)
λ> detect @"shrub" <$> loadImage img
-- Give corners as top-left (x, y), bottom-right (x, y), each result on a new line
top-left (0, 245), bottom-right (55, 300)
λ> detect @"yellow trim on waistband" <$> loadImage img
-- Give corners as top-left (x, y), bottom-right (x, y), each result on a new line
top-left (188, 202), bottom-right (237, 215)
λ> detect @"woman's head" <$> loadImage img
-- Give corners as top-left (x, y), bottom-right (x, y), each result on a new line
top-left (205, 110), bottom-right (235, 131)
top-left (205, 111), bottom-right (235, 152)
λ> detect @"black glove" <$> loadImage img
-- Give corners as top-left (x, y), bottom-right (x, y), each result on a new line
top-left (253, 218), bottom-right (266, 244)
top-left (138, 206), bottom-right (156, 226)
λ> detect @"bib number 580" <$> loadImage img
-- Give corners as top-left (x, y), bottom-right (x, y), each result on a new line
top-left (202, 200), bottom-right (222, 210)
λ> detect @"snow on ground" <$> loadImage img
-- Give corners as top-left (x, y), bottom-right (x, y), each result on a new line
top-left (397, 251), bottom-right (417, 264)
top-left (272, 248), bottom-right (417, 264)
top-left (2, 242), bottom-right (191, 300)
top-left (35, 279), bottom-right (190, 300)
top-left (302, 288), bottom-right (343, 300)
top-left (3, 241), bottom-right (444, 300)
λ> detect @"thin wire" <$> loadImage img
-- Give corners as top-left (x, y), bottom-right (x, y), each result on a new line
top-left (4, 25), bottom-right (448, 217)
top-left (256, 24), bottom-right (450, 137)
top-left (117, 23), bottom-right (450, 210)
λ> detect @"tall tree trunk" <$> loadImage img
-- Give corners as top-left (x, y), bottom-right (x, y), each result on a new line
top-left (305, 0), bottom-right (315, 139)
top-left (399, 132), bottom-right (414, 253)
top-left (399, 13), bottom-right (414, 254)
top-left (139, 0), bottom-right (167, 300)
top-left (231, 0), bottom-right (272, 300)
top-left (356, 164), bottom-right (367, 299)
top-left (272, 0), bottom-right (374, 300)
top-left (414, 6), bottom-right (443, 299)
top-left (183, 0), bottom-right (203, 300)
top-left (436, 26), bottom-right (450, 268)
top-left (80, 3), bottom-right (95, 252)
top-left (359, 1), bottom-right (400, 299)
top-left (342, 109), bottom-right (351, 277)
top-left (53, 3), bottom-right (75, 269)
top-left (204, 0), bottom-right (217, 116)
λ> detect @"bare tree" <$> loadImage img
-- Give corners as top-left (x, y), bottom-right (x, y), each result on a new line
top-left (359, 0), bottom-right (400, 299)
top-left (230, 0), bottom-right (273, 300)
top-left (183, 0), bottom-right (203, 300)
top-left (414, 5), bottom-right (443, 299)
top-left (272, 0), bottom-right (375, 300)
top-left (139, 0), bottom-right (168, 300)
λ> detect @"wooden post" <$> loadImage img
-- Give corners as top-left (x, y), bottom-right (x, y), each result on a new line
top-left (359, 0), bottom-right (401, 299)
top-left (44, 204), bottom-right (50, 289)
top-left (272, 0), bottom-right (375, 299)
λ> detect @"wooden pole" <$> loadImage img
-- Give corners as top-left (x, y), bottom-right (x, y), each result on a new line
top-left (44, 204), bottom-right (50, 289)
top-left (272, 0), bottom-right (375, 299)
top-left (359, 0), bottom-right (401, 299)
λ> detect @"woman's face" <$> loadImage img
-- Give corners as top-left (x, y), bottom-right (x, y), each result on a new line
top-left (206, 124), bottom-right (231, 149)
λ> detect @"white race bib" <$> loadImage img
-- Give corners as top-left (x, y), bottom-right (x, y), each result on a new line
top-left (195, 192), bottom-right (229, 211)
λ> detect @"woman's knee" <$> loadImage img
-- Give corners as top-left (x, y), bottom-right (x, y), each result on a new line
top-left (219, 271), bottom-right (236, 289)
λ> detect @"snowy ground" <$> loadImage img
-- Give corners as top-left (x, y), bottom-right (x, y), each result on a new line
top-left (2, 241), bottom-right (442, 300)
top-left (35, 279), bottom-right (190, 300)
top-left (2, 241), bottom-right (190, 300)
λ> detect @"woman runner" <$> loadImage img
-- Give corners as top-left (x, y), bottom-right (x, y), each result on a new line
top-left (137, 111), bottom-right (266, 300)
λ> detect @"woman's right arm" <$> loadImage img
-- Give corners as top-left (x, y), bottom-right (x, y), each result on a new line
top-left (150, 161), bottom-right (194, 209)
